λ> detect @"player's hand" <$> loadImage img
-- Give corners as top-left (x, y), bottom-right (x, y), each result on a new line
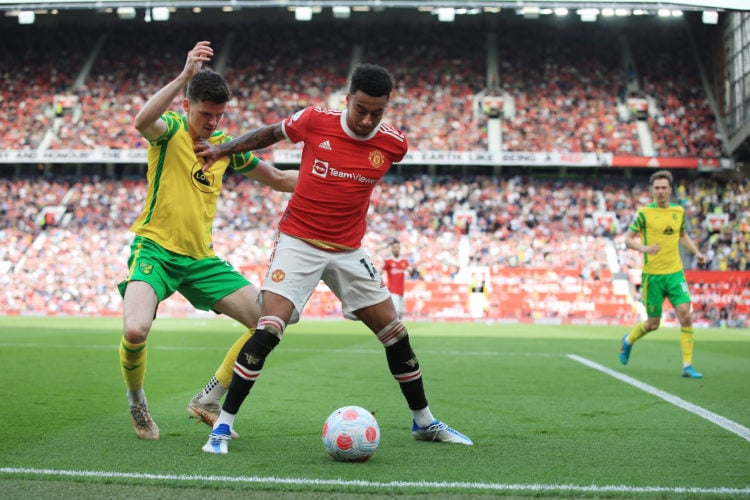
top-left (184, 41), bottom-right (213, 78)
top-left (695, 252), bottom-right (707, 265)
top-left (194, 139), bottom-right (220, 171)
top-left (644, 243), bottom-right (660, 255)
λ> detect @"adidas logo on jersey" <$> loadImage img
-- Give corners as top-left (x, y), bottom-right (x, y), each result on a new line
top-left (318, 140), bottom-right (332, 150)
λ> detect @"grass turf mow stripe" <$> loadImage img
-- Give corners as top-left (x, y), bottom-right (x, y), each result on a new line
top-left (2, 467), bottom-right (749, 495)
top-left (567, 354), bottom-right (750, 443)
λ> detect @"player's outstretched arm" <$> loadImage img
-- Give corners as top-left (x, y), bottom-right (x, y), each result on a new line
top-left (197, 122), bottom-right (285, 171)
top-left (134, 41), bottom-right (213, 142)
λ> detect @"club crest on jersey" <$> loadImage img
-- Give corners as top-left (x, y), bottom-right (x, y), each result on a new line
top-left (191, 161), bottom-right (214, 193)
top-left (368, 150), bottom-right (385, 169)
top-left (271, 269), bottom-right (286, 282)
top-left (139, 262), bottom-right (154, 275)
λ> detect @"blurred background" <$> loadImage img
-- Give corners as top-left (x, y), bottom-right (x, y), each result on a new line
top-left (0, 0), bottom-right (748, 326)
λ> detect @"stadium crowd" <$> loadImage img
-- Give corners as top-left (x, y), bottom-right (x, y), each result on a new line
top-left (1, 174), bottom-right (747, 326)
top-left (0, 17), bottom-right (724, 158)
top-left (0, 12), bottom-right (739, 324)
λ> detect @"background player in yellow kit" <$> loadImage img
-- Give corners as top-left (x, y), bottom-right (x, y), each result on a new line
top-left (619, 170), bottom-right (707, 378)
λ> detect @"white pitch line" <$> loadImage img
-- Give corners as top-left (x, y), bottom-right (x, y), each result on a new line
top-left (567, 354), bottom-right (750, 443)
top-left (1, 468), bottom-right (749, 495)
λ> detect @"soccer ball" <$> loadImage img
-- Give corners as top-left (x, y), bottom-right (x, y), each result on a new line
top-left (321, 405), bottom-right (380, 462)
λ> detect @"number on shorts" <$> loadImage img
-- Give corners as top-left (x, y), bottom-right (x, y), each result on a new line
top-left (359, 258), bottom-right (376, 279)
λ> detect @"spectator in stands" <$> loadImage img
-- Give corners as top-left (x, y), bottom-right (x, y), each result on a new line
top-left (117, 41), bottom-right (297, 441)
top-left (619, 170), bottom-right (707, 378)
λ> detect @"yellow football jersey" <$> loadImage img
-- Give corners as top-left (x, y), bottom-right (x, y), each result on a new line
top-left (130, 111), bottom-right (259, 259)
top-left (628, 202), bottom-right (685, 274)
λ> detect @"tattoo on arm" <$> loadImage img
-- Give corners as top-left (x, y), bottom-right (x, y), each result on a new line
top-left (228, 124), bottom-right (283, 154)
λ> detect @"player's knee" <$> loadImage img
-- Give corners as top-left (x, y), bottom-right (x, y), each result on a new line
top-left (644, 318), bottom-right (660, 331)
top-left (122, 323), bottom-right (149, 344)
top-left (679, 317), bottom-right (693, 328)
top-left (257, 315), bottom-right (287, 339)
top-left (675, 305), bottom-right (693, 326)
top-left (375, 318), bottom-right (407, 347)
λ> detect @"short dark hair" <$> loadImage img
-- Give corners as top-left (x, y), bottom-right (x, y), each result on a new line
top-left (186, 69), bottom-right (232, 104)
top-left (349, 63), bottom-right (394, 98)
top-left (649, 169), bottom-right (673, 187)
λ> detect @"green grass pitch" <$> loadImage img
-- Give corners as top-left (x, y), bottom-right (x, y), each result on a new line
top-left (0, 316), bottom-right (748, 498)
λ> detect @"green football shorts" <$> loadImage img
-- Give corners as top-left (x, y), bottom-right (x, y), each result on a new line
top-left (641, 270), bottom-right (691, 318)
top-left (117, 236), bottom-right (250, 311)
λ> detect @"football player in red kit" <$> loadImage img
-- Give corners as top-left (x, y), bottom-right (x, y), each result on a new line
top-left (194, 63), bottom-right (472, 454)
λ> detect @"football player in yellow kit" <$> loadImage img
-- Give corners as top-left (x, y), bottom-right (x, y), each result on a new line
top-left (119, 41), bottom-right (297, 440)
top-left (619, 170), bottom-right (706, 378)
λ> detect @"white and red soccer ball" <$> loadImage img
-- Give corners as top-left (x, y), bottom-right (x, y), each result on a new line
top-left (322, 405), bottom-right (380, 462)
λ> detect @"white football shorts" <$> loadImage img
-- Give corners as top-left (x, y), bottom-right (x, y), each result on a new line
top-left (390, 293), bottom-right (405, 316)
top-left (260, 232), bottom-right (391, 324)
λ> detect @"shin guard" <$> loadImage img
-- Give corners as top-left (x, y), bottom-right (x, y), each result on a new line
top-left (222, 328), bottom-right (281, 414)
top-left (378, 323), bottom-right (428, 411)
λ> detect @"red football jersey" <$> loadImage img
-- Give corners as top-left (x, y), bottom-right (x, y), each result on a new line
top-left (383, 257), bottom-right (409, 295)
top-left (279, 106), bottom-right (408, 249)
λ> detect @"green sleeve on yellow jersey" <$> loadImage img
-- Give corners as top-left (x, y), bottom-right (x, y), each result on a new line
top-left (211, 131), bottom-right (260, 175)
